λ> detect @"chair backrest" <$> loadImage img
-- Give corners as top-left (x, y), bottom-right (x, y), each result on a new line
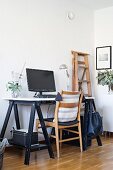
top-left (55, 91), bottom-right (83, 122)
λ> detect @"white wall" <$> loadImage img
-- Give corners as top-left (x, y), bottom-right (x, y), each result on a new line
top-left (95, 6), bottom-right (113, 132)
top-left (0, 0), bottom-right (94, 137)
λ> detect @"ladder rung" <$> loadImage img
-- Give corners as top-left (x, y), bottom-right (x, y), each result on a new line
top-left (79, 66), bottom-right (88, 69)
top-left (78, 80), bottom-right (90, 83)
top-left (84, 94), bottom-right (92, 97)
top-left (72, 51), bottom-right (89, 56)
top-left (78, 61), bottom-right (85, 65)
top-left (84, 94), bottom-right (89, 97)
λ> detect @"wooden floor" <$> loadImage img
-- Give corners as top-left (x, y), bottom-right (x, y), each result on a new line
top-left (3, 137), bottom-right (113, 170)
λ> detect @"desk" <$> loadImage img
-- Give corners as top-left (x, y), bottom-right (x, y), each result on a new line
top-left (0, 97), bottom-right (55, 165)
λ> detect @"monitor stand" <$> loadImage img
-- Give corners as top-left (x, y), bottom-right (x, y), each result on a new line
top-left (34, 92), bottom-right (56, 98)
top-left (34, 92), bottom-right (42, 98)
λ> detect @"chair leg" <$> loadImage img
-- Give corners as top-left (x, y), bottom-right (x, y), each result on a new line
top-left (78, 123), bottom-right (83, 152)
top-left (60, 129), bottom-right (62, 149)
top-left (36, 119), bottom-right (40, 129)
top-left (55, 126), bottom-right (60, 158)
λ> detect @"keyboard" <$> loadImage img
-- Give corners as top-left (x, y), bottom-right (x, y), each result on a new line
top-left (34, 95), bottom-right (56, 98)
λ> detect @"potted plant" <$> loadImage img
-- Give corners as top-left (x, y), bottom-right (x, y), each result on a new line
top-left (7, 81), bottom-right (22, 97)
top-left (97, 70), bottom-right (113, 92)
top-left (6, 62), bottom-right (26, 97)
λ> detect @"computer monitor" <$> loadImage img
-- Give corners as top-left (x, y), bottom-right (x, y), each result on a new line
top-left (26, 68), bottom-right (56, 95)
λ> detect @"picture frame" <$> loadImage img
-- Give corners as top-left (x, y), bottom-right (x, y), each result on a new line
top-left (96, 46), bottom-right (112, 70)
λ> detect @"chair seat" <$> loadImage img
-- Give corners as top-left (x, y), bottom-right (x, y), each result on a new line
top-left (44, 118), bottom-right (79, 126)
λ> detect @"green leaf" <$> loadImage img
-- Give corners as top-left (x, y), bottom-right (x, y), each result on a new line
top-left (6, 81), bottom-right (22, 93)
top-left (97, 70), bottom-right (113, 86)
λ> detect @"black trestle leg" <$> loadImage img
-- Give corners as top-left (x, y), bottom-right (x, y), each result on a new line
top-left (96, 135), bottom-right (102, 146)
top-left (36, 103), bottom-right (54, 158)
top-left (14, 103), bottom-right (20, 129)
top-left (0, 101), bottom-right (14, 139)
top-left (24, 102), bottom-right (36, 165)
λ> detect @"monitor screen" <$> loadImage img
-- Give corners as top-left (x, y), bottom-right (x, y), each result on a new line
top-left (26, 68), bottom-right (56, 93)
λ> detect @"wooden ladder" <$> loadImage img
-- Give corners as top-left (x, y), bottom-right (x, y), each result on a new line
top-left (72, 51), bottom-right (92, 97)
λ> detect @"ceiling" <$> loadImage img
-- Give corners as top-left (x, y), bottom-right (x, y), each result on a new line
top-left (75, 0), bottom-right (113, 10)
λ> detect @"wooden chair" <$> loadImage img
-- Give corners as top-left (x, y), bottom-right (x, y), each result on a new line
top-left (36, 91), bottom-right (83, 158)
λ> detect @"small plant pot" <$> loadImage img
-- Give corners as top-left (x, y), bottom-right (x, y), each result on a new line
top-left (110, 84), bottom-right (113, 91)
top-left (11, 91), bottom-right (19, 98)
top-left (108, 85), bottom-right (113, 94)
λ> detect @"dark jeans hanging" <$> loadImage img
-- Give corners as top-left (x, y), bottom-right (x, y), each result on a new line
top-left (82, 98), bottom-right (102, 151)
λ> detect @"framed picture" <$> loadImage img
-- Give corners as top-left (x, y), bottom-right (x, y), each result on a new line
top-left (96, 46), bottom-right (112, 70)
